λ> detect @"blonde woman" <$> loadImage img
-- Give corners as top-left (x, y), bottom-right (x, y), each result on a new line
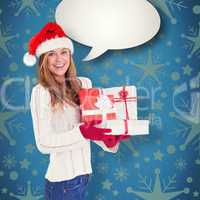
top-left (25, 22), bottom-right (128, 200)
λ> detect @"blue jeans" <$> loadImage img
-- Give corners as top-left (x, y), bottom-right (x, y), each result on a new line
top-left (45, 174), bottom-right (90, 200)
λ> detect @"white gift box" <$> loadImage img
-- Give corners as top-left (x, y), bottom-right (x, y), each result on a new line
top-left (102, 86), bottom-right (137, 120)
top-left (95, 120), bottom-right (149, 136)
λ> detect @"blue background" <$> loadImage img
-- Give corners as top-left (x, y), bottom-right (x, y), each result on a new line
top-left (0, 0), bottom-right (199, 199)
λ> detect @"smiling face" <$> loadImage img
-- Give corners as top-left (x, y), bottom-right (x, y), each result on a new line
top-left (47, 48), bottom-right (71, 83)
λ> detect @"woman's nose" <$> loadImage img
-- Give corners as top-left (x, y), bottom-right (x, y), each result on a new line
top-left (55, 54), bottom-right (62, 61)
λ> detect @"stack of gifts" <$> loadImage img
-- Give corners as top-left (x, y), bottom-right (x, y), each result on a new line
top-left (79, 86), bottom-right (149, 136)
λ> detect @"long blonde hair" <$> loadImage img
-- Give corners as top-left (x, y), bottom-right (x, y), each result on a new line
top-left (37, 49), bottom-right (81, 111)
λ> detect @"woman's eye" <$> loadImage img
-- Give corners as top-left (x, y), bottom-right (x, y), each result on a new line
top-left (62, 51), bottom-right (68, 55)
top-left (48, 52), bottom-right (55, 56)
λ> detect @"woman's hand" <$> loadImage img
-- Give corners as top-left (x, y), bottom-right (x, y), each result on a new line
top-left (101, 135), bottom-right (119, 148)
top-left (102, 135), bottom-right (131, 148)
top-left (79, 120), bottom-right (132, 148)
top-left (79, 120), bottom-right (112, 141)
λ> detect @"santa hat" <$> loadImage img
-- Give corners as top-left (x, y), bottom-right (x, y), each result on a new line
top-left (23, 22), bottom-right (74, 67)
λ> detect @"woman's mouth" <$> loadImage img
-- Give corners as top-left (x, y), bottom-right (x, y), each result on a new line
top-left (54, 64), bottom-right (65, 68)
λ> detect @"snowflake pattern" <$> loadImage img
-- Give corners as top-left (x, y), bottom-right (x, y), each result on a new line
top-left (0, 111), bottom-right (17, 146)
top-left (113, 167), bottom-right (129, 182)
top-left (149, 0), bottom-right (187, 24)
top-left (171, 74), bottom-right (200, 153)
top-left (9, 180), bottom-right (43, 199)
top-left (0, 23), bottom-right (18, 58)
top-left (129, 49), bottom-right (165, 85)
top-left (126, 168), bottom-right (189, 200)
top-left (2, 154), bottom-right (16, 169)
top-left (9, 0), bottom-right (45, 16)
top-left (181, 22), bottom-right (200, 58)
top-left (175, 158), bottom-right (187, 171)
top-left (96, 162), bottom-right (109, 174)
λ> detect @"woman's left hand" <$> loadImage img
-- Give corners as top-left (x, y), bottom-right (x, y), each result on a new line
top-left (102, 134), bottom-right (131, 148)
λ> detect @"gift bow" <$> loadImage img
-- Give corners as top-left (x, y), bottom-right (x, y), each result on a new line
top-left (95, 94), bottom-right (113, 110)
top-left (95, 94), bottom-right (114, 121)
top-left (119, 89), bottom-right (128, 99)
top-left (118, 86), bottom-right (129, 120)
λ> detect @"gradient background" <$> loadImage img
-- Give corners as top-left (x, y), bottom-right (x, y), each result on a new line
top-left (0, 0), bottom-right (200, 199)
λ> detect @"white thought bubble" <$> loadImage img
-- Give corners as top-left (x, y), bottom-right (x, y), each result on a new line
top-left (55, 0), bottom-right (160, 61)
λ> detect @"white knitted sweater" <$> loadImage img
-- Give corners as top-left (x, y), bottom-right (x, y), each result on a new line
top-left (30, 77), bottom-right (119, 182)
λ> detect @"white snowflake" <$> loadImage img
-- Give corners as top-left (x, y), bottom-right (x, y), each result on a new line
top-left (113, 167), bottom-right (129, 182)
top-left (2, 154), bottom-right (16, 169)
top-left (175, 158), bottom-right (187, 171)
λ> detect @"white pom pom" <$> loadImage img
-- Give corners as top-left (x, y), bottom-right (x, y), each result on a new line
top-left (23, 52), bottom-right (36, 67)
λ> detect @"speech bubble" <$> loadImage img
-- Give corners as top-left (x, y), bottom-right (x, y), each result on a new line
top-left (55, 0), bottom-right (160, 61)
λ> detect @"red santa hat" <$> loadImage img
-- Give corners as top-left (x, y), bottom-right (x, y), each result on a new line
top-left (23, 22), bottom-right (74, 67)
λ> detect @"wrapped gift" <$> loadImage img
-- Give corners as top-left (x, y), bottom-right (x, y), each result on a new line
top-left (79, 88), bottom-right (117, 122)
top-left (79, 86), bottom-right (137, 123)
top-left (95, 120), bottom-right (149, 136)
top-left (104, 86), bottom-right (137, 119)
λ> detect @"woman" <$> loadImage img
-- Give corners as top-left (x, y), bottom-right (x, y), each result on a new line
top-left (25, 22), bottom-right (124, 200)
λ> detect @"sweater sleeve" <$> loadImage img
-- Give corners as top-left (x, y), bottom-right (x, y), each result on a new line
top-left (30, 84), bottom-right (88, 154)
top-left (78, 77), bottom-right (119, 153)
top-left (93, 141), bottom-right (120, 153)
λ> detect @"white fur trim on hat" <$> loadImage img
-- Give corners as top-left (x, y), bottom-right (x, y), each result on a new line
top-left (36, 37), bottom-right (74, 57)
top-left (23, 52), bottom-right (37, 67)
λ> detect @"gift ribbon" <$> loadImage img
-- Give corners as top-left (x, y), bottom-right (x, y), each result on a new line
top-left (102, 86), bottom-right (129, 135)
top-left (120, 86), bottom-right (129, 120)
top-left (124, 119), bottom-right (128, 135)
top-left (112, 86), bottom-right (137, 120)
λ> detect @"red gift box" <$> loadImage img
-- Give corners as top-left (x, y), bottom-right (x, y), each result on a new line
top-left (79, 88), bottom-right (117, 122)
